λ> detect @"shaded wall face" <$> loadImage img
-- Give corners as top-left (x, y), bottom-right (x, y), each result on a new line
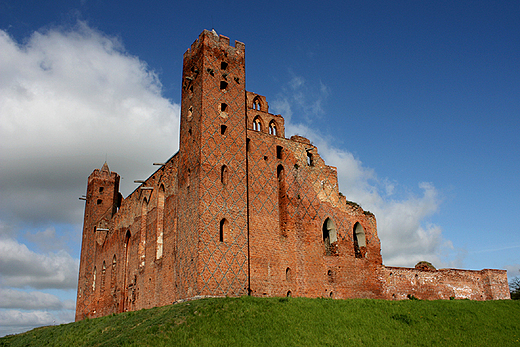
top-left (76, 157), bottom-right (180, 320)
top-left (246, 118), bottom-right (385, 299)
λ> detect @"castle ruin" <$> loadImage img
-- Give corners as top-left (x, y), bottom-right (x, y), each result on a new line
top-left (76, 30), bottom-right (509, 320)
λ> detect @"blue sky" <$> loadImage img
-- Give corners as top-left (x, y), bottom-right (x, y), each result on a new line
top-left (1, 0), bottom-right (519, 336)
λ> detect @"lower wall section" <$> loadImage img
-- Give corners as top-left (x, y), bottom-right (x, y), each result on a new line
top-left (380, 266), bottom-right (510, 300)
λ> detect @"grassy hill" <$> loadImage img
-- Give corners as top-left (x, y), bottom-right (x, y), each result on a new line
top-left (1, 296), bottom-right (519, 346)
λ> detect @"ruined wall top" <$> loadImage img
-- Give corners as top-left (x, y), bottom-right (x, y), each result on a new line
top-left (183, 29), bottom-right (245, 59)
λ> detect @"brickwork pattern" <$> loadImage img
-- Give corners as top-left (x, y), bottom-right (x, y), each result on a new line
top-left (75, 30), bottom-right (510, 321)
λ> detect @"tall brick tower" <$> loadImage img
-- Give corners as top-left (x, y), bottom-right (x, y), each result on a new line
top-left (76, 163), bottom-right (120, 317)
top-left (176, 30), bottom-right (249, 298)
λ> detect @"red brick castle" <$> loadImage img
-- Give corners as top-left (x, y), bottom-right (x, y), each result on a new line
top-left (76, 30), bottom-right (509, 320)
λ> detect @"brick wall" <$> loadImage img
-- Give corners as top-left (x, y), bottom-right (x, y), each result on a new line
top-left (75, 30), bottom-right (510, 321)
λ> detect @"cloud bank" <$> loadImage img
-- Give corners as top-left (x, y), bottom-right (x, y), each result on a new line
top-left (0, 22), bottom-right (180, 336)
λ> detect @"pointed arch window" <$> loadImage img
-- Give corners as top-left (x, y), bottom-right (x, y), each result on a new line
top-left (92, 266), bottom-right (97, 292)
top-left (323, 218), bottom-right (337, 256)
top-left (253, 116), bottom-right (262, 132)
top-left (139, 198), bottom-right (148, 267)
top-left (111, 255), bottom-right (117, 286)
top-left (101, 261), bottom-right (106, 291)
top-left (269, 121), bottom-right (277, 136)
top-left (253, 96), bottom-right (261, 110)
top-left (156, 185), bottom-right (165, 259)
top-left (353, 222), bottom-right (366, 258)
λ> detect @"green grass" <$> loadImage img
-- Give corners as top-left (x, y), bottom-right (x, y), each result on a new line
top-left (1, 297), bottom-right (519, 346)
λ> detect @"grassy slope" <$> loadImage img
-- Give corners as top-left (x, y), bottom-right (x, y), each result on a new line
top-left (1, 297), bottom-right (519, 346)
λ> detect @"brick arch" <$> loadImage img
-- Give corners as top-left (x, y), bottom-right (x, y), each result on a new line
top-left (353, 222), bottom-right (367, 258)
top-left (268, 120), bottom-right (277, 136)
top-left (253, 115), bottom-right (263, 132)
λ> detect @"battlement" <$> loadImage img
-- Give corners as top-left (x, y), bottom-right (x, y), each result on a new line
top-left (183, 29), bottom-right (245, 60)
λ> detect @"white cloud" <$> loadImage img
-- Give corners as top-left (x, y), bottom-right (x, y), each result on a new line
top-left (0, 288), bottom-right (74, 310)
top-left (0, 21), bottom-right (182, 337)
top-left (0, 22), bottom-right (180, 225)
top-left (0, 237), bottom-right (78, 289)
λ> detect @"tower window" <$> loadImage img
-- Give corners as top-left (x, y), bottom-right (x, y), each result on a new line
top-left (219, 218), bottom-right (229, 242)
top-left (220, 103), bottom-right (228, 112)
top-left (277, 146), bottom-right (283, 160)
top-left (188, 106), bottom-right (193, 120)
top-left (307, 151), bottom-right (313, 166)
top-left (221, 125), bottom-right (227, 135)
top-left (220, 81), bottom-right (228, 91)
top-left (221, 165), bottom-right (229, 185)
top-left (97, 199), bottom-right (102, 205)
top-left (221, 61), bottom-right (228, 70)
top-left (99, 187), bottom-right (104, 193)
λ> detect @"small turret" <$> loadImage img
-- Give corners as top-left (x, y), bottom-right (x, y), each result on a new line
top-left (85, 162), bottom-right (121, 224)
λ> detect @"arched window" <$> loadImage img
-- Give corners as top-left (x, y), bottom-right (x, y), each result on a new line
top-left (323, 218), bottom-right (337, 256)
top-left (253, 96), bottom-right (261, 110)
top-left (353, 222), bottom-right (366, 258)
top-left (269, 121), bottom-right (277, 135)
top-left (219, 218), bottom-right (228, 242)
top-left (92, 266), bottom-right (97, 292)
top-left (101, 261), bottom-right (106, 291)
top-left (111, 255), bottom-right (117, 286)
top-left (221, 165), bottom-right (229, 185)
top-left (253, 116), bottom-right (262, 132)
top-left (139, 198), bottom-right (148, 267)
top-left (156, 185), bottom-right (165, 259)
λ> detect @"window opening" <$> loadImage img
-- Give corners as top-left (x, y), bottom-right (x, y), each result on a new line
top-left (187, 169), bottom-right (191, 188)
top-left (101, 261), bottom-right (106, 291)
top-left (220, 81), bottom-right (228, 91)
top-left (156, 185), bottom-right (165, 259)
top-left (286, 267), bottom-right (292, 282)
top-left (221, 165), bottom-right (229, 185)
top-left (220, 103), bottom-right (228, 112)
top-left (307, 151), bottom-right (314, 166)
top-left (97, 199), bottom-right (102, 205)
top-left (253, 96), bottom-right (261, 110)
top-left (246, 138), bottom-right (250, 152)
top-left (221, 61), bottom-right (228, 70)
top-left (139, 198), bottom-right (148, 267)
top-left (219, 218), bottom-right (228, 242)
top-left (92, 266), bottom-right (97, 292)
top-left (323, 218), bottom-right (337, 256)
top-left (188, 106), bottom-right (193, 120)
top-left (221, 125), bottom-right (227, 135)
top-left (234, 77), bottom-right (240, 84)
top-left (207, 68), bottom-right (214, 76)
top-left (253, 116), bottom-right (262, 131)
top-left (277, 146), bottom-right (283, 160)
top-left (99, 187), bottom-right (104, 193)
top-left (353, 222), bottom-right (367, 258)
top-left (269, 121), bottom-right (277, 135)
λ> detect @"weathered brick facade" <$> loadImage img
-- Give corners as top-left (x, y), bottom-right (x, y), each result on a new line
top-left (75, 30), bottom-right (509, 321)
